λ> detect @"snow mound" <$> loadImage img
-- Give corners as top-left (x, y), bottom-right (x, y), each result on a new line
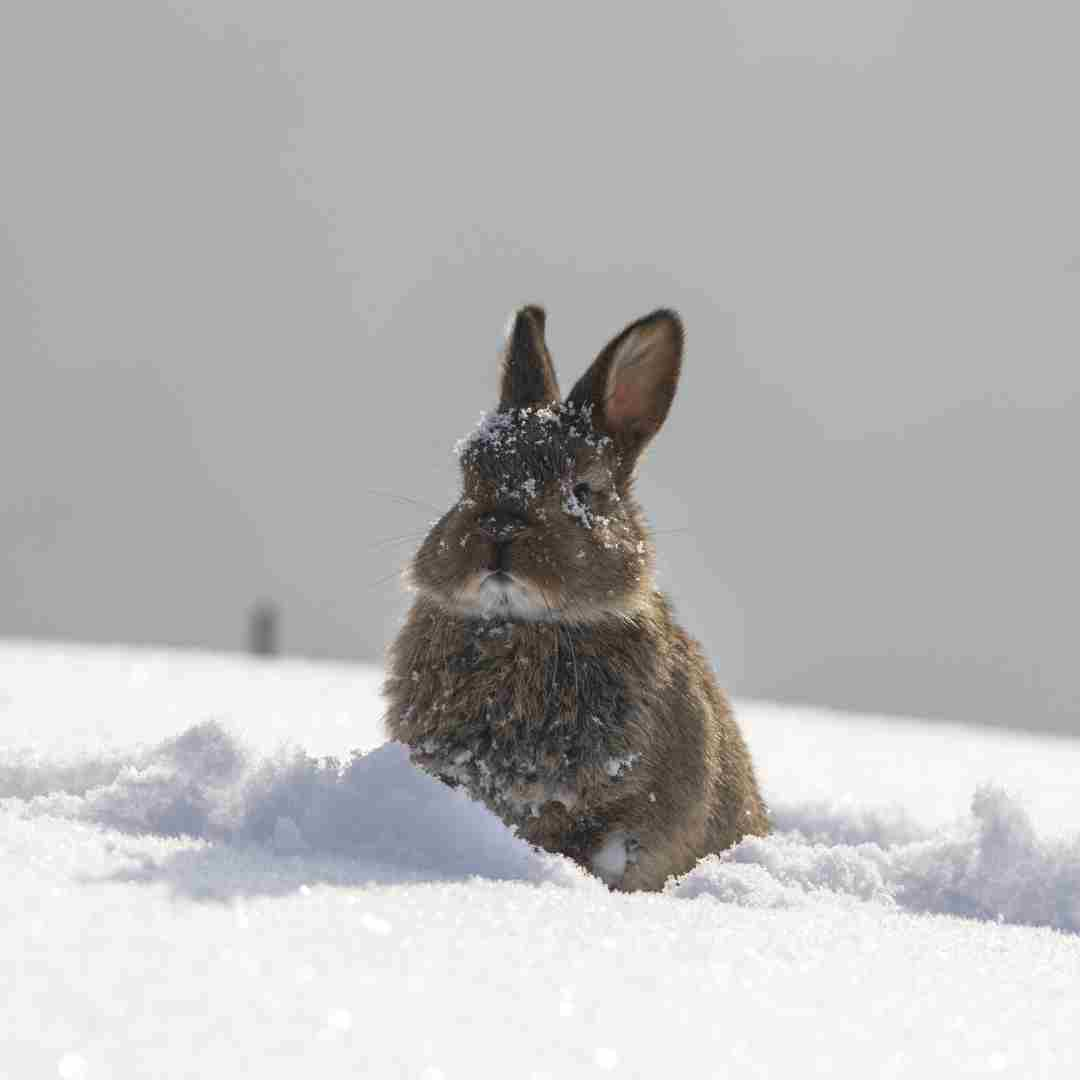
top-left (6, 718), bottom-right (1080, 930)
top-left (674, 787), bottom-right (1080, 933)
top-left (7, 644), bottom-right (1080, 1077)
top-left (5, 721), bottom-right (590, 897)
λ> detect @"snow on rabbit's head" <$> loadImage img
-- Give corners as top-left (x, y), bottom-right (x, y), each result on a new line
top-left (408, 306), bottom-right (684, 623)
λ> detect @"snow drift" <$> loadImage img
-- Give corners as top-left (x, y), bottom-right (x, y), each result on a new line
top-left (5, 642), bottom-right (1080, 1078)
top-left (7, 713), bottom-right (1080, 932)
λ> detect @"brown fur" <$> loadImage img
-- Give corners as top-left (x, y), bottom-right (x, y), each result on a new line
top-left (384, 307), bottom-right (768, 890)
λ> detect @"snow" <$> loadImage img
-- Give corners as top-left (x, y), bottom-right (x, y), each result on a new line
top-left (3, 640), bottom-right (1080, 1076)
top-left (590, 830), bottom-right (631, 885)
top-left (455, 401), bottom-right (609, 471)
top-left (561, 480), bottom-right (594, 527)
top-left (672, 788), bottom-right (1080, 932)
top-left (454, 408), bottom-right (522, 459)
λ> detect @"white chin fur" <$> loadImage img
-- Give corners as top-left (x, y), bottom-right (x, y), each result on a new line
top-left (461, 574), bottom-right (552, 620)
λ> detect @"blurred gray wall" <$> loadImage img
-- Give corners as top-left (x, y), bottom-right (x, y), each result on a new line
top-left (2, 1), bottom-right (1078, 732)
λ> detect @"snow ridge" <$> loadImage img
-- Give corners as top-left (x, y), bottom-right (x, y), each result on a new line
top-left (4, 721), bottom-right (588, 895)
top-left (6, 720), bottom-right (1080, 931)
top-left (676, 787), bottom-right (1080, 933)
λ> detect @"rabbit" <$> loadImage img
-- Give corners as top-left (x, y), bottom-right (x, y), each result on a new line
top-left (384, 306), bottom-right (768, 891)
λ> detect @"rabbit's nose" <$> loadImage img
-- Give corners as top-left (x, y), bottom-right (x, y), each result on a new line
top-left (477, 509), bottom-right (527, 542)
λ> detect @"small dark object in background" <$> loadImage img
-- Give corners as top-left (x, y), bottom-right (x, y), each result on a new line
top-left (248, 601), bottom-right (279, 658)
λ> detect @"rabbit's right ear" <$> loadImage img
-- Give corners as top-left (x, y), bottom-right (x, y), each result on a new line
top-left (499, 306), bottom-right (560, 410)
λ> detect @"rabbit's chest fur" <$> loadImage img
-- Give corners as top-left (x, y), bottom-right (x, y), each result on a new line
top-left (386, 606), bottom-right (653, 833)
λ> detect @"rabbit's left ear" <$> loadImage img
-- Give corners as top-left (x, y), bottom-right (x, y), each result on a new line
top-left (499, 306), bottom-right (560, 410)
top-left (567, 309), bottom-right (683, 462)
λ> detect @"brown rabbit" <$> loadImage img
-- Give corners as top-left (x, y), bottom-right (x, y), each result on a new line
top-left (384, 306), bottom-right (767, 890)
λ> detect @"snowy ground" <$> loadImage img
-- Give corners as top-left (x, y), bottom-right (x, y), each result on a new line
top-left (3, 641), bottom-right (1080, 1078)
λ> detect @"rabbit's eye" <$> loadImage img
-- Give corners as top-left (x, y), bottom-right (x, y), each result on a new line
top-left (572, 481), bottom-right (592, 504)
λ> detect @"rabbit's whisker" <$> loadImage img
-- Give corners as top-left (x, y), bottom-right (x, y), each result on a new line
top-left (365, 565), bottom-right (408, 590)
top-left (367, 532), bottom-right (429, 551)
top-left (364, 489), bottom-right (444, 516)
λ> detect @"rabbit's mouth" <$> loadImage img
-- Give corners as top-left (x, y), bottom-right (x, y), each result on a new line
top-left (479, 569), bottom-right (520, 603)
top-left (471, 569), bottom-right (550, 619)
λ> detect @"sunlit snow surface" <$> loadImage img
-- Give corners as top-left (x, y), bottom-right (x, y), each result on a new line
top-left (3, 642), bottom-right (1080, 1077)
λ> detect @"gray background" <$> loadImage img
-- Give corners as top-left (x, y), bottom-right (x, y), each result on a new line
top-left (3, 1), bottom-right (1077, 732)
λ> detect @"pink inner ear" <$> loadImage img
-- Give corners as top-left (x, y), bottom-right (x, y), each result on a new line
top-left (606, 379), bottom-right (646, 431)
top-left (595, 317), bottom-right (681, 440)
top-left (605, 344), bottom-right (673, 434)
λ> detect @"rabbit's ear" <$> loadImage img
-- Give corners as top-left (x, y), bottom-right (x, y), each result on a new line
top-left (567, 309), bottom-right (683, 460)
top-left (498, 305), bottom-right (560, 410)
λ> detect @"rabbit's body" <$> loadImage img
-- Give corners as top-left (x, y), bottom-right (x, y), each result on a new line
top-left (387, 592), bottom-right (765, 890)
top-left (384, 306), bottom-right (767, 890)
